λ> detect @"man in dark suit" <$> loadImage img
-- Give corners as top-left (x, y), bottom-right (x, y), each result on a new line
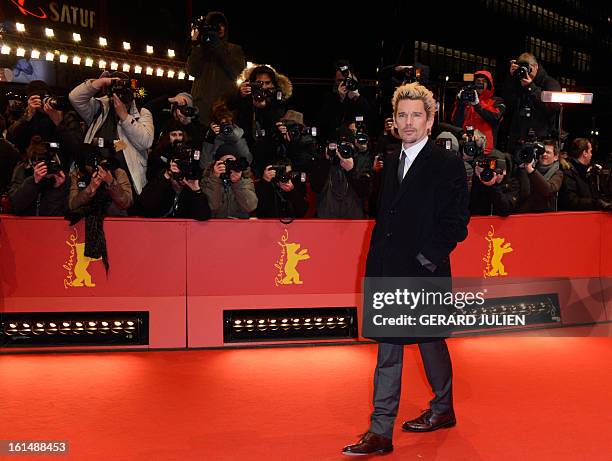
top-left (343, 83), bottom-right (470, 456)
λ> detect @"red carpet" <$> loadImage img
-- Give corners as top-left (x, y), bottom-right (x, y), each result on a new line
top-left (1, 337), bottom-right (612, 460)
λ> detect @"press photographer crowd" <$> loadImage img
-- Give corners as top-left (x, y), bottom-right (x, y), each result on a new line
top-left (1, 11), bottom-right (612, 233)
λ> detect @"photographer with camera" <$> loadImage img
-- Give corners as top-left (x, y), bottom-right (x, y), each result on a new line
top-left (202, 100), bottom-right (251, 169)
top-left (145, 92), bottom-right (206, 150)
top-left (68, 147), bottom-right (133, 216)
top-left (69, 72), bottom-right (154, 198)
top-left (515, 139), bottom-right (564, 213)
top-left (255, 157), bottom-right (308, 220)
top-left (202, 144), bottom-right (257, 218)
top-left (187, 11), bottom-right (245, 126)
top-left (228, 64), bottom-right (292, 176)
top-left (273, 110), bottom-right (317, 175)
top-left (559, 138), bottom-right (612, 211)
top-left (310, 124), bottom-right (372, 218)
top-left (451, 70), bottom-right (504, 153)
top-left (470, 149), bottom-right (527, 216)
top-left (8, 135), bottom-right (69, 216)
top-left (502, 53), bottom-right (561, 153)
top-left (317, 60), bottom-right (372, 143)
top-left (139, 139), bottom-right (211, 221)
top-left (7, 80), bottom-right (82, 171)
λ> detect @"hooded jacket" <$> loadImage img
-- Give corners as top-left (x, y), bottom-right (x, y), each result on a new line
top-left (228, 64), bottom-right (293, 175)
top-left (451, 70), bottom-right (504, 154)
top-left (69, 80), bottom-right (154, 195)
top-left (186, 11), bottom-right (245, 126)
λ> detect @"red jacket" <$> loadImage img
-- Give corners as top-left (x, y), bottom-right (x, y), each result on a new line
top-left (451, 70), bottom-right (505, 153)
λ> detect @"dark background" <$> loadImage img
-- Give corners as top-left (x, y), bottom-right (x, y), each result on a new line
top-left (2, 0), bottom-right (612, 154)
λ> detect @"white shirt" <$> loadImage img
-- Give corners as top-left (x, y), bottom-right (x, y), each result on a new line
top-left (399, 136), bottom-right (428, 181)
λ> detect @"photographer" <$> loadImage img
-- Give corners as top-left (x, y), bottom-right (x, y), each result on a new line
top-left (187, 11), bottom-right (245, 126)
top-left (228, 64), bottom-right (292, 176)
top-left (310, 125), bottom-right (372, 219)
top-left (255, 158), bottom-right (308, 219)
top-left (516, 139), bottom-right (564, 213)
top-left (202, 100), bottom-right (251, 169)
top-left (8, 136), bottom-right (69, 216)
top-left (7, 80), bottom-right (82, 170)
top-left (559, 138), bottom-right (612, 211)
top-left (317, 60), bottom-right (371, 143)
top-left (502, 53), bottom-right (561, 152)
top-left (202, 144), bottom-right (257, 218)
top-left (139, 142), bottom-right (211, 220)
top-left (451, 70), bottom-right (504, 153)
top-left (69, 72), bottom-right (154, 197)
top-left (273, 110), bottom-right (317, 174)
top-left (145, 92), bottom-right (206, 150)
top-left (68, 149), bottom-right (133, 216)
top-left (470, 149), bottom-right (527, 216)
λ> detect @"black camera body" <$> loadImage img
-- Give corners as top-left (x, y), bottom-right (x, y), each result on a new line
top-left (220, 122), bottom-right (233, 136)
top-left (269, 165), bottom-right (306, 184)
top-left (249, 80), bottom-right (278, 104)
top-left (172, 103), bottom-right (198, 118)
top-left (279, 121), bottom-right (317, 141)
top-left (354, 116), bottom-right (369, 146)
top-left (107, 79), bottom-right (134, 105)
top-left (459, 82), bottom-right (484, 103)
top-left (514, 61), bottom-right (533, 81)
top-left (336, 141), bottom-right (355, 159)
top-left (515, 141), bottom-right (545, 165)
top-left (476, 157), bottom-right (504, 182)
top-left (168, 142), bottom-right (203, 181)
top-left (461, 126), bottom-right (480, 158)
top-left (42, 95), bottom-right (71, 111)
top-left (221, 157), bottom-right (249, 182)
top-left (191, 15), bottom-right (220, 44)
top-left (33, 142), bottom-right (62, 175)
top-left (338, 65), bottom-right (358, 92)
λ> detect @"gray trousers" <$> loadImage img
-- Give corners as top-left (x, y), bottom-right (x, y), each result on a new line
top-left (369, 340), bottom-right (453, 439)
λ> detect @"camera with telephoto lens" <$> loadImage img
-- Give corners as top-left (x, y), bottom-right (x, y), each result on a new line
top-left (85, 139), bottom-right (119, 173)
top-left (191, 15), bottom-right (220, 44)
top-left (33, 142), bottom-right (62, 175)
top-left (515, 141), bottom-right (545, 164)
top-left (172, 103), bottom-right (198, 118)
top-left (248, 80), bottom-right (276, 103)
top-left (107, 79), bottom-right (134, 105)
top-left (168, 142), bottom-right (203, 181)
top-left (336, 141), bottom-right (355, 159)
top-left (269, 165), bottom-right (307, 184)
top-left (220, 157), bottom-right (249, 182)
top-left (476, 157), bottom-right (504, 182)
top-left (514, 61), bottom-right (533, 81)
top-left (279, 121), bottom-right (317, 141)
top-left (41, 94), bottom-right (71, 111)
top-left (354, 116), bottom-right (369, 146)
top-left (338, 65), bottom-right (358, 92)
top-left (461, 126), bottom-right (479, 157)
top-left (459, 82), bottom-right (485, 103)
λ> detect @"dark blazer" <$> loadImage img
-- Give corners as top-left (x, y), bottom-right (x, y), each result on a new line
top-left (365, 139), bottom-right (470, 343)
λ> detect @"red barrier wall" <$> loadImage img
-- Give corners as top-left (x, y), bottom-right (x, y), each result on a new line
top-left (1, 212), bottom-right (610, 351)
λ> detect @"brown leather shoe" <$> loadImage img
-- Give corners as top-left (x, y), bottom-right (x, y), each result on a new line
top-left (342, 431), bottom-right (393, 456)
top-left (401, 409), bottom-right (456, 432)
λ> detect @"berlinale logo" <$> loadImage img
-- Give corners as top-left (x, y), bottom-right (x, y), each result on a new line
top-left (63, 228), bottom-right (101, 289)
top-left (483, 225), bottom-right (513, 278)
top-left (274, 229), bottom-right (310, 286)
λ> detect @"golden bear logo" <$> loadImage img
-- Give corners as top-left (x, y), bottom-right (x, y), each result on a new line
top-left (63, 228), bottom-right (101, 289)
top-left (274, 229), bottom-right (310, 286)
top-left (483, 225), bottom-right (513, 278)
